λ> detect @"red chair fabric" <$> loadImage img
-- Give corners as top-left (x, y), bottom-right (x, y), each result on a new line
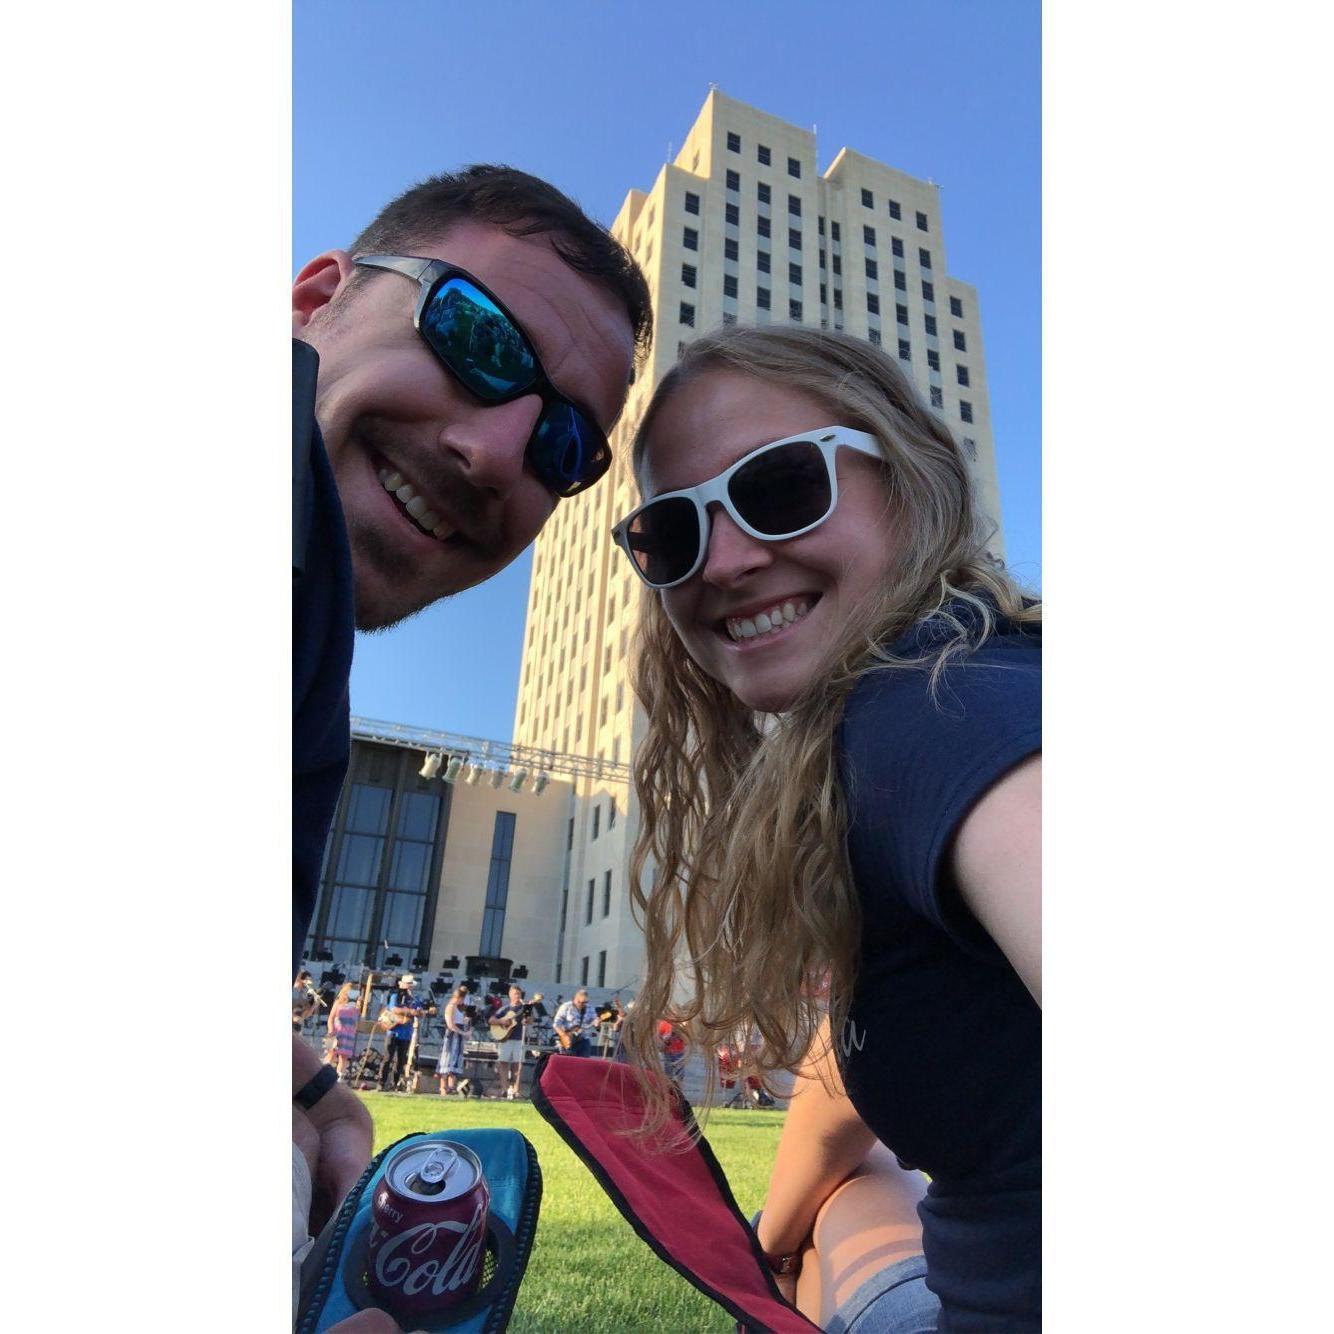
top-left (532, 1053), bottom-right (819, 1333)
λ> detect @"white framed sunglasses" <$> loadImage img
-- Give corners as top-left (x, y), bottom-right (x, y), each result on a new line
top-left (611, 425), bottom-right (884, 590)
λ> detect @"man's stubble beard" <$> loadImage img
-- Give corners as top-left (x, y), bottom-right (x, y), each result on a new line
top-left (347, 516), bottom-right (449, 633)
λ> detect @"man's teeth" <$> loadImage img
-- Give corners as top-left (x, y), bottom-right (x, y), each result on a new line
top-left (377, 467), bottom-right (454, 541)
top-left (725, 599), bottom-right (810, 643)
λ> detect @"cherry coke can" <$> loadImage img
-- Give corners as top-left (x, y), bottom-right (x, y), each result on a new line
top-left (366, 1140), bottom-right (490, 1320)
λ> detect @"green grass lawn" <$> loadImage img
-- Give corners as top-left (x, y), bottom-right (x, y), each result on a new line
top-left (358, 1091), bottom-right (785, 1333)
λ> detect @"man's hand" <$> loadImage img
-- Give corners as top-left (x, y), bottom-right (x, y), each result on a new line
top-left (294, 1035), bottom-right (373, 1235)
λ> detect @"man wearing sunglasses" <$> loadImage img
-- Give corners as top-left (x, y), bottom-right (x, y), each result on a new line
top-left (291, 166), bottom-right (651, 1325)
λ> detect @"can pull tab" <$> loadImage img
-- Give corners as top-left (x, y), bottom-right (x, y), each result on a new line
top-left (412, 1147), bottom-right (458, 1194)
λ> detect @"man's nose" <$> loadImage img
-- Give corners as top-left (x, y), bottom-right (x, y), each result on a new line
top-left (437, 393), bottom-right (543, 494)
top-left (700, 504), bottom-right (774, 587)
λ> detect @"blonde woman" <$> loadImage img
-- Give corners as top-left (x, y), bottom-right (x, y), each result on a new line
top-left (325, 980), bottom-right (361, 1081)
top-left (614, 326), bottom-right (1040, 1332)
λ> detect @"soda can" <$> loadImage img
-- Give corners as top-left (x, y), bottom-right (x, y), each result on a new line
top-left (366, 1140), bottom-right (490, 1319)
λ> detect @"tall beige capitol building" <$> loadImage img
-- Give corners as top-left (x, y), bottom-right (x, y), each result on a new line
top-left (511, 90), bottom-right (1005, 993)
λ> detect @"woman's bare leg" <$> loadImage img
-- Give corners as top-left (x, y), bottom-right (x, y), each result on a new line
top-left (793, 1143), bottom-right (927, 1326)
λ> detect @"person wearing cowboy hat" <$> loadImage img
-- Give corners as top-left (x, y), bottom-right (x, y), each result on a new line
top-left (379, 973), bottom-right (425, 1092)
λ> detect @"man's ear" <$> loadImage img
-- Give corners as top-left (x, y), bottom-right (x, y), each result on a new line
top-left (292, 249), bottom-right (357, 332)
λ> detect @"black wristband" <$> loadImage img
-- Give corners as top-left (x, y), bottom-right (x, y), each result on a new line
top-left (294, 1063), bottom-right (339, 1110)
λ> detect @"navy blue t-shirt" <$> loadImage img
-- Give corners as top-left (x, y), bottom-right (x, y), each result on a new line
top-left (836, 604), bottom-right (1041, 1331)
top-left (292, 342), bottom-right (354, 976)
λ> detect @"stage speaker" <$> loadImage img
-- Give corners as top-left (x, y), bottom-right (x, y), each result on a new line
top-left (464, 955), bottom-right (512, 981)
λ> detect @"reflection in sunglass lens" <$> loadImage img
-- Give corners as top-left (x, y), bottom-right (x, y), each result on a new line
top-left (728, 441), bottom-right (832, 535)
top-left (626, 496), bottom-right (701, 585)
top-left (421, 277), bottom-right (536, 398)
top-left (530, 403), bottom-right (610, 497)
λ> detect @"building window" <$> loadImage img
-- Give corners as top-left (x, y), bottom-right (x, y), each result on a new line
top-left (725, 169), bottom-right (740, 191)
top-left (592, 804), bottom-right (600, 839)
top-left (757, 216), bottom-right (771, 239)
top-left (597, 949), bottom-right (607, 986)
top-left (894, 269), bottom-right (906, 291)
top-left (788, 156), bottom-right (801, 177)
top-left (891, 236), bottom-right (904, 258)
top-left (868, 327), bottom-right (881, 346)
top-left (833, 288), bottom-right (843, 310)
top-left (585, 877), bottom-right (594, 925)
top-left (602, 870), bottom-right (612, 918)
top-left (725, 237), bottom-right (739, 261)
top-left (889, 199), bottom-right (902, 220)
top-left (950, 296), bottom-right (964, 318)
top-left (898, 338), bottom-right (911, 360)
top-left (819, 282), bottom-right (827, 303)
top-left (920, 278), bottom-right (935, 302)
top-left (916, 210), bottom-right (929, 232)
top-left (679, 302), bottom-right (695, 326)
top-left (788, 194), bottom-right (801, 217)
top-left (818, 216), bottom-right (825, 235)
top-left (896, 302), bottom-right (909, 326)
top-left (830, 253), bottom-right (843, 277)
top-left (757, 250), bottom-right (770, 274)
top-left (957, 365), bottom-right (970, 386)
top-left (758, 143), bottom-right (771, 165)
top-left (831, 221), bottom-right (841, 241)
top-left (866, 293), bottom-right (880, 315)
top-left (924, 314), bottom-right (938, 336)
top-left (818, 249), bottom-right (827, 270)
top-left (683, 226), bottom-right (698, 251)
top-left (478, 810), bottom-right (517, 956)
top-left (927, 349), bottom-right (940, 371)
top-left (788, 227), bottom-right (802, 250)
top-left (960, 400), bottom-right (974, 422)
top-left (961, 437), bottom-right (977, 460)
top-left (789, 299), bottom-right (803, 321)
top-left (580, 955), bottom-right (589, 985)
top-left (930, 386), bottom-right (943, 408)
top-left (681, 263), bottom-right (696, 288)
top-left (919, 247), bottom-right (932, 269)
top-left (757, 181), bottom-right (771, 205)
top-left (865, 257), bottom-right (878, 280)
top-left (863, 225), bottom-right (876, 247)
top-left (723, 273), bottom-right (738, 297)
top-left (788, 262), bottom-right (802, 284)
top-left (685, 192), bottom-right (700, 215)
top-left (953, 330), bottom-right (967, 351)
top-left (725, 202), bottom-right (739, 225)
top-left (757, 286), bottom-right (770, 309)
top-left (727, 130), bottom-right (741, 152)
top-left (608, 796), bottom-right (616, 827)
top-left (861, 187), bottom-right (873, 207)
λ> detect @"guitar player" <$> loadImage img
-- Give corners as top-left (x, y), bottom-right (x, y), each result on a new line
top-left (553, 988), bottom-right (599, 1057)
top-left (379, 972), bottom-right (428, 1092)
top-left (492, 983), bottom-right (528, 1099)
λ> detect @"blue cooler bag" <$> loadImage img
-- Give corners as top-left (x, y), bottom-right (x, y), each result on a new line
top-left (296, 1128), bottom-right (542, 1333)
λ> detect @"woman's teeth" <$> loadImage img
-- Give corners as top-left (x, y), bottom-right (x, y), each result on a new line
top-left (725, 599), bottom-right (810, 643)
top-left (377, 468), bottom-right (454, 541)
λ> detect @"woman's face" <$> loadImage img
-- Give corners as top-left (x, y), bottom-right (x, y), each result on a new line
top-left (640, 371), bottom-right (899, 714)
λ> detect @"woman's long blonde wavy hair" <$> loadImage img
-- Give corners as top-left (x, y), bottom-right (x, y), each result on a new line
top-left (618, 326), bottom-right (1039, 1133)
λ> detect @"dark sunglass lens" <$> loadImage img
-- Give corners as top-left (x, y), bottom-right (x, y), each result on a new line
top-left (626, 496), bottom-right (700, 585)
top-left (421, 277), bottom-right (536, 398)
top-left (729, 441), bottom-right (832, 535)
top-left (529, 403), bottom-right (610, 497)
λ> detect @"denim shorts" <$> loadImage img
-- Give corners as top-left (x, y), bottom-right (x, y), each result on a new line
top-left (750, 1211), bottom-right (940, 1333)
top-left (825, 1253), bottom-right (940, 1334)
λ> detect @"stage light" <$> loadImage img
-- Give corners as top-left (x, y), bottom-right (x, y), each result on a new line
top-left (442, 955), bottom-right (460, 970)
top-left (419, 752), bottom-right (442, 779)
top-left (489, 767), bottom-right (505, 789)
top-left (412, 955), bottom-right (430, 971)
top-left (465, 763), bottom-right (483, 785)
top-left (532, 772), bottom-right (550, 795)
top-left (443, 755), bottom-right (465, 783)
top-left (508, 767), bottom-right (529, 793)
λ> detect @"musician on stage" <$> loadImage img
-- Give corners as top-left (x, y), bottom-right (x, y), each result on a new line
top-left (292, 969), bottom-right (320, 1032)
top-left (439, 983), bottom-right (473, 1096)
top-left (379, 972), bottom-right (426, 1092)
top-left (492, 983), bottom-right (528, 1099)
top-left (553, 987), bottom-right (599, 1057)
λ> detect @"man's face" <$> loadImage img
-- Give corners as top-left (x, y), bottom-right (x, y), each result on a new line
top-left (574, 989), bottom-right (588, 1007)
top-left (509, 988), bottom-right (523, 1005)
top-left (294, 220), bottom-right (636, 630)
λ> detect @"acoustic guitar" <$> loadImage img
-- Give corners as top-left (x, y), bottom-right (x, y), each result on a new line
top-left (489, 993), bottom-right (544, 1041)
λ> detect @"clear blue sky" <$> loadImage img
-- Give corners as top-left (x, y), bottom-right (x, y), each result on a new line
top-left (295, 0), bottom-right (1040, 740)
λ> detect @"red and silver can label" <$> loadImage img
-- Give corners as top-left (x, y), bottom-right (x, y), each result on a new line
top-left (366, 1140), bottom-right (490, 1319)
